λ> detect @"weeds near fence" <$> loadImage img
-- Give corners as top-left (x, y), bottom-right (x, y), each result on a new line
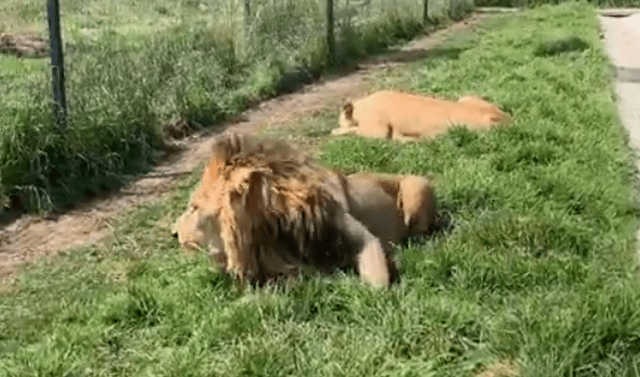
top-left (1, 0), bottom-right (466, 213)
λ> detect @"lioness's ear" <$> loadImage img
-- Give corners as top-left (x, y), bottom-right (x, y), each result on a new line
top-left (404, 212), bottom-right (415, 230)
top-left (396, 189), bottom-right (411, 229)
top-left (342, 101), bottom-right (354, 119)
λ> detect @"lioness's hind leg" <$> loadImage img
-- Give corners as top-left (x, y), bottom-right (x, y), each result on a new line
top-left (333, 210), bottom-right (391, 287)
top-left (389, 125), bottom-right (419, 143)
top-left (392, 133), bottom-right (419, 143)
top-left (331, 127), bottom-right (357, 136)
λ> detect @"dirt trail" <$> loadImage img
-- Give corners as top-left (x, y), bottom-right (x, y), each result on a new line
top-left (0, 14), bottom-right (487, 283)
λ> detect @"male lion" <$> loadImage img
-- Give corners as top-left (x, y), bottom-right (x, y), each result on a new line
top-left (331, 90), bottom-right (512, 142)
top-left (345, 172), bottom-right (437, 251)
top-left (172, 132), bottom-right (395, 287)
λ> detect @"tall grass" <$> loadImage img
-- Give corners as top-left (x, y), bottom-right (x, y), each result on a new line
top-left (0, 0), bottom-right (444, 212)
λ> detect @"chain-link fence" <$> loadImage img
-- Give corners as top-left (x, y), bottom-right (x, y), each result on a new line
top-left (239, 0), bottom-right (475, 69)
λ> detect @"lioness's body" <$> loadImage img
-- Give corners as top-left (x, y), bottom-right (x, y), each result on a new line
top-left (346, 173), bottom-right (436, 250)
top-left (332, 90), bottom-right (512, 141)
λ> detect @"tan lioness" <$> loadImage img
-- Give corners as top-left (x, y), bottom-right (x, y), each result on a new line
top-left (345, 172), bottom-right (437, 251)
top-left (331, 90), bottom-right (512, 141)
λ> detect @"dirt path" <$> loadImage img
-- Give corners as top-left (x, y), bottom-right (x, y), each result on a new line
top-left (0, 14), bottom-right (488, 283)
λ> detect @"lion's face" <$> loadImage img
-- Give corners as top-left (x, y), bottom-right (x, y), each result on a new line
top-left (172, 204), bottom-right (220, 250)
top-left (172, 190), bottom-right (229, 267)
top-left (172, 162), bottom-right (228, 266)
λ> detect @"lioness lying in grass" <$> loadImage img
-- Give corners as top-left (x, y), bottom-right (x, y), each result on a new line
top-left (331, 90), bottom-right (512, 141)
top-left (345, 172), bottom-right (436, 252)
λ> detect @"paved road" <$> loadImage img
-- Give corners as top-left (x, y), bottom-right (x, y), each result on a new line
top-left (599, 11), bottom-right (640, 163)
top-left (598, 10), bottom-right (640, 260)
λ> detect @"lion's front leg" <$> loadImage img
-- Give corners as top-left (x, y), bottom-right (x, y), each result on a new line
top-left (333, 210), bottom-right (391, 287)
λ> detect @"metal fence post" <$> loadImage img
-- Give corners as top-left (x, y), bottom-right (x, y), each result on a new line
top-left (326, 0), bottom-right (335, 65)
top-left (424, 0), bottom-right (430, 24)
top-left (241, 0), bottom-right (251, 54)
top-left (243, 0), bottom-right (251, 34)
top-left (47, 0), bottom-right (67, 131)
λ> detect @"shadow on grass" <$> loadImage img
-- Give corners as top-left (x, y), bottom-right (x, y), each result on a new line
top-left (533, 35), bottom-right (590, 56)
top-left (374, 46), bottom-right (467, 65)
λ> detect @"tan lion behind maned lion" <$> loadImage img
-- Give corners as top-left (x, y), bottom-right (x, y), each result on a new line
top-left (331, 90), bottom-right (512, 142)
top-left (172, 132), bottom-right (437, 287)
top-left (345, 172), bottom-right (436, 251)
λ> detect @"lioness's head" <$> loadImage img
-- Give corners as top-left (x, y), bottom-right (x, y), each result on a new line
top-left (397, 176), bottom-right (436, 236)
top-left (338, 101), bottom-right (357, 129)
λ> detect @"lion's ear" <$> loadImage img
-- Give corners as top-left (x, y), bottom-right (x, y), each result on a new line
top-left (342, 101), bottom-right (354, 119)
top-left (202, 159), bottom-right (223, 187)
top-left (232, 169), bottom-right (270, 211)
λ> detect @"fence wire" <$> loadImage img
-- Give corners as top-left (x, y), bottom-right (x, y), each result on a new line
top-left (237, 0), bottom-right (474, 66)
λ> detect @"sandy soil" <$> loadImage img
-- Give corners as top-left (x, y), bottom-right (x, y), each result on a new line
top-left (0, 14), bottom-right (488, 284)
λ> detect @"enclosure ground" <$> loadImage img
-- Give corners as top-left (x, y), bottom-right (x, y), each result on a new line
top-left (2, 4), bottom-right (640, 376)
top-left (0, 14), bottom-right (486, 282)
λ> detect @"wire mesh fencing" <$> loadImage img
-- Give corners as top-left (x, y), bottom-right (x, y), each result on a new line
top-left (0, 0), bottom-right (474, 211)
top-left (239, 0), bottom-right (475, 69)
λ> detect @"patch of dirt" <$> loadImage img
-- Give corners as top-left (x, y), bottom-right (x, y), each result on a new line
top-left (0, 32), bottom-right (47, 58)
top-left (0, 14), bottom-right (488, 284)
top-left (162, 118), bottom-right (203, 140)
top-left (476, 359), bottom-right (520, 377)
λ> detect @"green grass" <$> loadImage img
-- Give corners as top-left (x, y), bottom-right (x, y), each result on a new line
top-left (2, 3), bottom-right (640, 376)
top-left (0, 0), bottom-right (436, 213)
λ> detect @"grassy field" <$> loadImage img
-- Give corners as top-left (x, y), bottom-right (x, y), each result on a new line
top-left (0, 0), bottom-right (431, 213)
top-left (3, 2), bottom-right (640, 376)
